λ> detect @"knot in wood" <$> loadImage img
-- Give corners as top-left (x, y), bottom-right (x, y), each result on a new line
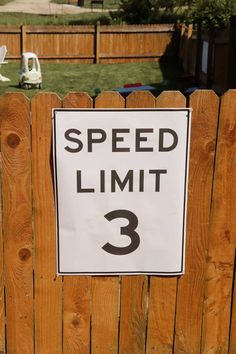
top-left (7, 133), bottom-right (20, 148)
top-left (205, 140), bottom-right (215, 154)
top-left (71, 317), bottom-right (80, 328)
top-left (19, 248), bottom-right (31, 262)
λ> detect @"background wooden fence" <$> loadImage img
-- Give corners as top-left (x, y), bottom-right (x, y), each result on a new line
top-left (0, 24), bottom-right (176, 63)
top-left (0, 89), bottom-right (236, 353)
top-left (179, 17), bottom-right (236, 93)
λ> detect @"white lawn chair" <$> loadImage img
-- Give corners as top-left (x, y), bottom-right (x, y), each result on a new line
top-left (0, 45), bottom-right (10, 82)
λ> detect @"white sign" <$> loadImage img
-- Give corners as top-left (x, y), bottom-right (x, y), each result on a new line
top-left (53, 109), bottom-right (191, 275)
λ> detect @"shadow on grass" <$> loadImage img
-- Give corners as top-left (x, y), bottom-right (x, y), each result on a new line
top-left (153, 26), bottom-right (197, 96)
top-left (147, 59), bottom-right (195, 96)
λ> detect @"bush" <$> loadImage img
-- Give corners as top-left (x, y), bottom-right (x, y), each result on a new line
top-left (188, 0), bottom-right (236, 29)
top-left (110, 0), bottom-right (188, 24)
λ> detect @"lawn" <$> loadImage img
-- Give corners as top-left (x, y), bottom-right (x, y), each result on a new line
top-left (0, 61), bottom-right (188, 99)
top-left (0, 12), bottom-right (112, 25)
top-left (0, 0), bottom-right (118, 25)
top-left (0, 0), bottom-right (12, 5)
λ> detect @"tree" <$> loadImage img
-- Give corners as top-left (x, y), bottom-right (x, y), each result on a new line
top-left (115, 0), bottom-right (159, 24)
top-left (112, 0), bottom-right (188, 24)
top-left (188, 0), bottom-right (236, 29)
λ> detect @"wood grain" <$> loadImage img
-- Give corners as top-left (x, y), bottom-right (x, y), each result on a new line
top-left (119, 275), bottom-right (148, 354)
top-left (174, 90), bottom-right (219, 353)
top-left (63, 92), bottom-right (93, 354)
top-left (91, 277), bottom-right (119, 354)
top-left (125, 90), bottom-right (156, 108)
top-left (202, 90), bottom-right (236, 353)
top-left (91, 92), bottom-right (124, 354)
top-left (1, 24), bottom-right (176, 63)
top-left (0, 96), bottom-right (5, 354)
top-left (63, 92), bottom-right (93, 109)
top-left (229, 260), bottom-right (236, 354)
top-left (1, 93), bottom-right (34, 354)
top-left (146, 91), bottom-right (186, 354)
top-left (63, 277), bottom-right (91, 354)
top-left (118, 91), bottom-right (155, 354)
top-left (32, 93), bottom-right (62, 354)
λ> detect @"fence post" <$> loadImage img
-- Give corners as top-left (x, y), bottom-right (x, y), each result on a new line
top-left (206, 32), bottom-right (214, 88)
top-left (21, 25), bottom-right (27, 53)
top-left (227, 16), bottom-right (236, 89)
top-left (96, 21), bottom-right (100, 64)
top-left (195, 25), bottom-right (202, 85)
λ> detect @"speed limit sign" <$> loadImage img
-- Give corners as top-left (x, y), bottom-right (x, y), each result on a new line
top-left (53, 108), bottom-right (191, 275)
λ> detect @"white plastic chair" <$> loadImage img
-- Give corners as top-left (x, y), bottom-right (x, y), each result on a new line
top-left (0, 45), bottom-right (10, 82)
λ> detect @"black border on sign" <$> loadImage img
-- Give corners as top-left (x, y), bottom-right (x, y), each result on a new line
top-left (53, 108), bottom-right (191, 276)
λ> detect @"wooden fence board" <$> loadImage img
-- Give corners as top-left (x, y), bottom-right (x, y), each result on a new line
top-left (1, 93), bottom-right (34, 354)
top-left (125, 91), bottom-right (156, 108)
top-left (0, 193), bottom-right (4, 354)
top-left (229, 264), bottom-right (236, 354)
top-left (1, 24), bottom-right (176, 63)
top-left (95, 91), bottom-right (125, 108)
top-left (119, 275), bottom-right (148, 354)
top-left (62, 92), bottom-right (93, 354)
top-left (63, 277), bottom-right (91, 354)
top-left (0, 97), bottom-right (5, 354)
top-left (91, 277), bottom-right (119, 354)
top-left (201, 90), bottom-right (236, 353)
top-left (63, 92), bottom-right (93, 109)
top-left (32, 93), bottom-right (62, 354)
top-left (91, 92), bottom-right (124, 354)
top-left (118, 91), bottom-right (155, 354)
top-left (174, 90), bottom-right (219, 353)
top-left (0, 98), bottom-right (5, 354)
top-left (146, 91), bottom-right (186, 354)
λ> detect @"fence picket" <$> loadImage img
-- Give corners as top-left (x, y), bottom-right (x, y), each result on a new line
top-left (174, 90), bottom-right (219, 353)
top-left (118, 91), bottom-right (155, 354)
top-left (146, 91), bottom-right (186, 354)
top-left (0, 97), bottom-right (5, 354)
top-left (91, 92), bottom-right (124, 354)
top-left (201, 90), bottom-right (236, 353)
top-left (62, 92), bottom-right (93, 354)
top-left (0, 200), bottom-right (4, 354)
top-left (32, 93), bottom-right (63, 354)
top-left (230, 270), bottom-right (236, 354)
top-left (1, 24), bottom-right (176, 63)
top-left (63, 92), bottom-right (93, 109)
top-left (1, 93), bottom-right (34, 354)
top-left (125, 91), bottom-right (155, 108)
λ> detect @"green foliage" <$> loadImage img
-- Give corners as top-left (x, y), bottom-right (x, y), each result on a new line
top-left (116, 0), bottom-right (157, 24)
top-left (111, 0), bottom-right (189, 24)
top-left (0, 0), bottom-right (12, 5)
top-left (188, 0), bottom-right (236, 29)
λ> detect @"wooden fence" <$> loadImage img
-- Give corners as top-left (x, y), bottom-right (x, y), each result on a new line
top-left (179, 18), bottom-right (236, 93)
top-left (0, 89), bottom-right (236, 353)
top-left (178, 24), bottom-right (197, 77)
top-left (0, 24), bottom-right (176, 63)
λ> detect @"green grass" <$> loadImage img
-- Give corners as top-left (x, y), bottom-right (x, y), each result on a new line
top-left (0, 0), bottom-right (12, 5)
top-left (0, 61), bottom-right (187, 99)
top-left (0, 12), bottom-right (112, 25)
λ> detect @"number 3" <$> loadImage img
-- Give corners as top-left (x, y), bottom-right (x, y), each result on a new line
top-left (102, 209), bottom-right (140, 255)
